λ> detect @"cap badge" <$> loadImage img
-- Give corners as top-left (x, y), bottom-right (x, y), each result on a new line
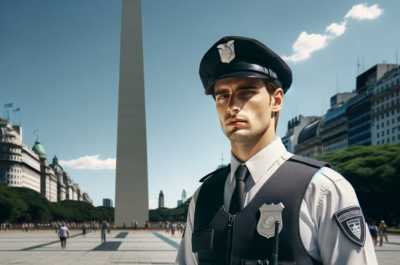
top-left (217, 40), bottom-right (235, 63)
top-left (257, 202), bottom-right (284, 239)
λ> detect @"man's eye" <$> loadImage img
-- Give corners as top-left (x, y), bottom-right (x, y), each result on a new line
top-left (218, 95), bottom-right (228, 100)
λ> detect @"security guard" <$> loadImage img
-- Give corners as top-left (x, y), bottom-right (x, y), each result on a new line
top-left (175, 36), bottom-right (378, 265)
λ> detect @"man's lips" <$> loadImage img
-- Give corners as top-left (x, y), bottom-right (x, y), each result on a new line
top-left (226, 118), bottom-right (246, 125)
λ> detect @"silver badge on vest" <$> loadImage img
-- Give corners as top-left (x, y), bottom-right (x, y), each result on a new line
top-left (257, 202), bottom-right (285, 239)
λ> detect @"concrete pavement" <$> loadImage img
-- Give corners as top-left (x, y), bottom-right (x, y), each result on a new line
top-left (0, 230), bottom-right (398, 264)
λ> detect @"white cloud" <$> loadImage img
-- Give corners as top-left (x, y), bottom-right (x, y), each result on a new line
top-left (326, 21), bottom-right (347, 37)
top-left (283, 3), bottom-right (383, 63)
top-left (345, 3), bottom-right (383, 21)
top-left (282, 32), bottom-right (329, 62)
top-left (59, 155), bottom-right (116, 170)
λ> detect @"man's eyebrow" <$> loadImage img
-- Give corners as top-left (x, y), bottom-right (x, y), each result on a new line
top-left (236, 85), bottom-right (258, 91)
top-left (214, 88), bottom-right (230, 95)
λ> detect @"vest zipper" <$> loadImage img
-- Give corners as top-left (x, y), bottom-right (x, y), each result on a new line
top-left (225, 215), bottom-right (234, 264)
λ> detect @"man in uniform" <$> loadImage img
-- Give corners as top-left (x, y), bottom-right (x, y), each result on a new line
top-left (175, 36), bottom-right (377, 265)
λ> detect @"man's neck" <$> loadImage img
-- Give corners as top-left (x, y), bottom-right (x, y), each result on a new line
top-left (231, 129), bottom-right (277, 163)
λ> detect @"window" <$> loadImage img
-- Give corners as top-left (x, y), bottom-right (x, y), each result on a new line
top-left (382, 139), bottom-right (385, 143)
top-left (377, 141), bottom-right (380, 144)
top-left (387, 129), bottom-right (390, 135)
top-left (398, 134), bottom-right (400, 140)
top-left (393, 118), bottom-right (395, 124)
top-left (393, 136), bottom-right (395, 142)
top-left (383, 131), bottom-right (385, 136)
top-left (388, 138), bottom-right (390, 143)
top-left (382, 122), bottom-right (384, 128)
top-left (387, 121), bottom-right (390, 126)
top-left (377, 116), bottom-right (380, 121)
top-left (377, 133), bottom-right (380, 138)
top-left (398, 116), bottom-right (400, 122)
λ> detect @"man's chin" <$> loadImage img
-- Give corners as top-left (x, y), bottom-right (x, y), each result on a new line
top-left (225, 130), bottom-right (253, 142)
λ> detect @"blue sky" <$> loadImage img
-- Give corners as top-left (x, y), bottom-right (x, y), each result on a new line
top-left (1, 1), bottom-right (399, 208)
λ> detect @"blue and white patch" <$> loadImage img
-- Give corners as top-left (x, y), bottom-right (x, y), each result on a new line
top-left (334, 206), bottom-right (365, 247)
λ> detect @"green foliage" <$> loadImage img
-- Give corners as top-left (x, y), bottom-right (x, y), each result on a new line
top-left (0, 182), bottom-right (29, 223)
top-left (316, 143), bottom-right (400, 224)
top-left (149, 197), bottom-right (191, 222)
top-left (0, 182), bottom-right (114, 223)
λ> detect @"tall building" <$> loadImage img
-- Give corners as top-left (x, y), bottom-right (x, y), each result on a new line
top-left (348, 64), bottom-right (398, 147)
top-left (114, 0), bottom-right (149, 227)
top-left (284, 63), bottom-right (400, 156)
top-left (320, 93), bottom-right (357, 154)
top-left (182, 189), bottom-right (187, 203)
top-left (371, 65), bottom-right (400, 145)
top-left (158, 190), bottom-right (164, 208)
top-left (0, 118), bottom-right (92, 204)
top-left (103, 198), bottom-right (114, 207)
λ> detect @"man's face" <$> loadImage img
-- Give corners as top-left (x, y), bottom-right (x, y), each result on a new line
top-left (214, 77), bottom-right (278, 143)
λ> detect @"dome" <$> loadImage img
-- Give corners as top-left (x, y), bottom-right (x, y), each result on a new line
top-left (32, 140), bottom-right (46, 159)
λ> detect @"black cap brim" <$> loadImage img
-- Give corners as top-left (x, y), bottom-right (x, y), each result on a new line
top-left (206, 71), bottom-right (282, 95)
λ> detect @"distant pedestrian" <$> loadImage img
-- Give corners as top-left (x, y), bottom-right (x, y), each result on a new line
top-left (58, 222), bottom-right (70, 249)
top-left (379, 220), bottom-right (389, 246)
top-left (82, 223), bottom-right (87, 237)
top-left (171, 223), bottom-right (176, 237)
top-left (369, 221), bottom-right (378, 246)
top-left (123, 221), bottom-right (126, 229)
top-left (102, 219), bottom-right (109, 243)
top-left (135, 221), bottom-right (138, 230)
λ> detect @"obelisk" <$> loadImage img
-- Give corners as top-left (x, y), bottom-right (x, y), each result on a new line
top-left (114, 0), bottom-right (149, 227)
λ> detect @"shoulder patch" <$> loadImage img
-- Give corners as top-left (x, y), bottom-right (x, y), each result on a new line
top-left (334, 206), bottom-right (365, 247)
top-left (199, 164), bottom-right (230, 182)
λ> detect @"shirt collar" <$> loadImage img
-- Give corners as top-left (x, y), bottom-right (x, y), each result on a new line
top-left (230, 136), bottom-right (287, 184)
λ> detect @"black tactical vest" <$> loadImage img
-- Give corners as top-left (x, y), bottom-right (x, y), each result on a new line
top-left (192, 154), bottom-right (331, 265)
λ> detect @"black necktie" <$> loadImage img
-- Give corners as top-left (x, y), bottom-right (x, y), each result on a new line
top-left (229, 164), bottom-right (249, 214)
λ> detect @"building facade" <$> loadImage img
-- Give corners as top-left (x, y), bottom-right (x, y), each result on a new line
top-left (0, 118), bottom-right (92, 204)
top-left (103, 198), bottom-right (113, 207)
top-left (371, 65), bottom-right (400, 145)
top-left (282, 115), bottom-right (321, 153)
top-left (294, 116), bottom-right (324, 158)
top-left (320, 93), bottom-right (357, 154)
top-left (283, 64), bottom-right (400, 157)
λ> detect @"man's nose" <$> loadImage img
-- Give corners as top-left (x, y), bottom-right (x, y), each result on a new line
top-left (227, 95), bottom-right (241, 114)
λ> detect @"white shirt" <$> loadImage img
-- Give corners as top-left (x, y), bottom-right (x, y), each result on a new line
top-left (176, 137), bottom-right (378, 265)
top-left (59, 226), bottom-right (69, 238)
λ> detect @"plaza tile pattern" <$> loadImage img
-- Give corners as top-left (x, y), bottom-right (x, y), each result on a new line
top-left (0, 230), bottom-right (397, 264)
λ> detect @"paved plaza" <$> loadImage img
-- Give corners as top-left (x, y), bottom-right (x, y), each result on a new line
top-left (0, 230), bottom-right (399, 264)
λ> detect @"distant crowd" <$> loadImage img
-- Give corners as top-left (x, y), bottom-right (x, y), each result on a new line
top-left (0, 220), bottom-right (114, 232)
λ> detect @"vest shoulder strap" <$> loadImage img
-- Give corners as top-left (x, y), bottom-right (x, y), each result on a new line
top-left (288, 154), bottom-right (331, 169)
top-left (199, 164), bottom-right (231, 182)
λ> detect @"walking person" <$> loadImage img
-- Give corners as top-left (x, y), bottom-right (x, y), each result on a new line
top-left (171, 222), bottom-right (176, 237)
top-left (82, 222), bottom-right (87, 237)
top-left (379, 220), bottom-right (389, 246)
top-left (102, 219), bottom-right (109, 243)
top-left (58, 222), bottom-right (70, 249)
top-left (369, 221), bottom-right (378, 246)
